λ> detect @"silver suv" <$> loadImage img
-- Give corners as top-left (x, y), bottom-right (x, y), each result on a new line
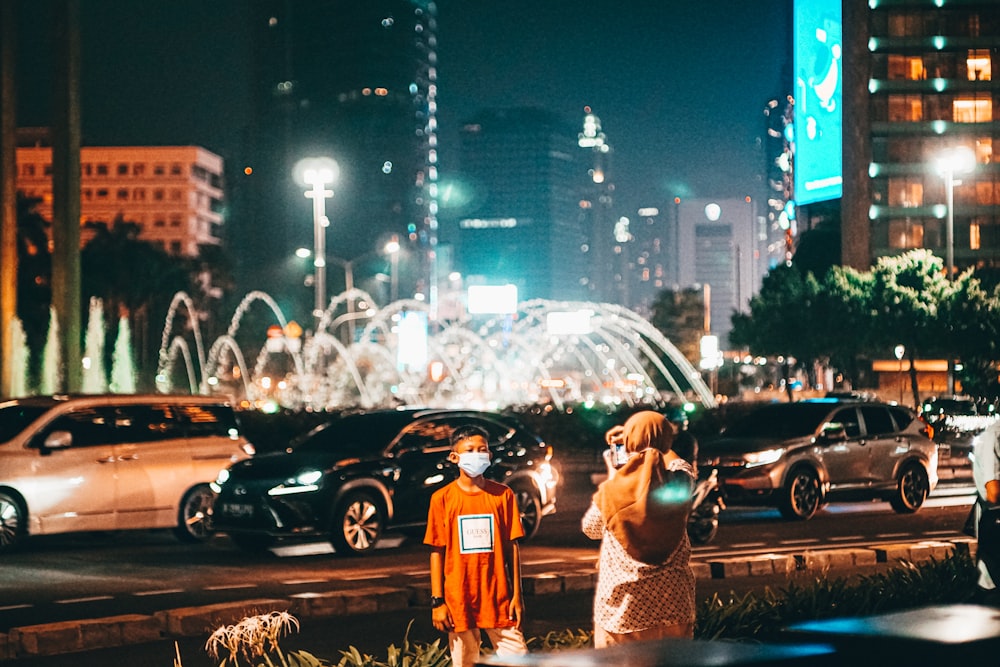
top-left (0, 394), bottom-right (254, 551)
top-left (701, 400), bottom-right (938, 519)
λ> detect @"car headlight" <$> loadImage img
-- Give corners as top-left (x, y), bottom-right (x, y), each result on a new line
top-left (268, 469), bottom-right (323, 496)
top-left (743, 448), bottom-right (784, 468)
top-left (210, 468), bottom-right (231, 492)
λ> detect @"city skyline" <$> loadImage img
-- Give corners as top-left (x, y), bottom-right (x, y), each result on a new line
top-left (14, 0), bottom-right (791, 216)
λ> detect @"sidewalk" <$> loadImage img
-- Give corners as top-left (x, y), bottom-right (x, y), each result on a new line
top-left (0, 536), bottom-right (976, 661)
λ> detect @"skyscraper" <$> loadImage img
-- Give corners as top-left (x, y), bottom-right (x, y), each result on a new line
top-left (446, 107), bottom-right (585, 302)
top-left (234, 0), bottom-right (439, 316)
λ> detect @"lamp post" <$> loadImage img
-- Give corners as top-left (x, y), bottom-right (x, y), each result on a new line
top-left (894, 344), bottom-right (905, 406)
top-left (384, 234), bottom-right (400, 303)
top-left (935, 146), bottom-right (975, 394)
top-left (294, 157), bottom-right (339, 320)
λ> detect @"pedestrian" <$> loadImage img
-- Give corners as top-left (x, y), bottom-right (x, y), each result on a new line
top-left (666, 405), bottom-right (699, 477)
top-left (971, 420), bottom-right (1000, 606)
top-left (583, 410), bottom-right (696, 647)
top-left (424, 424), bottom-right (528, 667)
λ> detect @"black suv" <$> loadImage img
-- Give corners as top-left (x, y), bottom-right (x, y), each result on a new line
top-left (700, 400), bottom-right (938, 519)
top-left (211, 408), bottom-right (559, 554)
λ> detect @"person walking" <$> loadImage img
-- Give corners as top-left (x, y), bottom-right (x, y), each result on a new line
top-left (582, 410), bottom-right (697, 647)
top-left (424, 425), bottom-right (528, 667)
top-left (972, 420), bottom-right (1000, 606)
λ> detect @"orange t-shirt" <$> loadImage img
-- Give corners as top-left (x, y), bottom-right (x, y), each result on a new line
top-left (424, 479), bottom-right (524, 632)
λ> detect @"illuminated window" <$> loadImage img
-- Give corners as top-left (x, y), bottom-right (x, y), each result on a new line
top-left (977, 181), bottom-right (998, 206)
top-left (953, 98), bottom-right (992, 122)
top-left (888, 220), bottom-right (924, 249)
top-left (976, 138), bottom-right (993, 164)
top-left (967, 50), bottom-right (991, 80)
top-left (888, 55), bottom-right (925, 80)
top-left (970, 221), bottom-right (981, 250)
top-left (888, 179), bottom-right (923, 207)
top-left (888, 95), bottom-right (922, 121)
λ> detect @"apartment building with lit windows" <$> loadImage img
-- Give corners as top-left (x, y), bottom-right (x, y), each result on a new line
top-left (840, 1), bottom-right (1000, 271)
top-left (15, 142), bottom-right (225, 257)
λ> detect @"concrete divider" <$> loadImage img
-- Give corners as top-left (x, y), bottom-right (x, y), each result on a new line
top-left (10, 613), bottom-right (163, 657)
top-left (288, 586), bottom-right (410, 618)
top-left (155, 598), bottom-right (289, 638)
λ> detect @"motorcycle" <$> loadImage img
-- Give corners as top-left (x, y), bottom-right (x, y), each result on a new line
top-left (687, 468), bottom-right (724, 545)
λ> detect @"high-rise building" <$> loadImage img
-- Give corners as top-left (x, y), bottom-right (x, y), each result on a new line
top-left (445, 107), bottom-right (585, 302)
top-left (235, 0), bottom-right (439, 315)
top-left (676, 197), bottom-right (760, 347)
top-left (576, 107), bottom-right (619, 304)
top-left (833, 2), bottom-right (1000, 272)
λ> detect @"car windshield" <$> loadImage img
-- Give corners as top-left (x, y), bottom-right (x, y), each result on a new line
top-left (293, 411), bottom-right (419, 453)
top-left (723, 403), bottom-right (836, 439)
top-left (0, 404), bottom-right (51, 443)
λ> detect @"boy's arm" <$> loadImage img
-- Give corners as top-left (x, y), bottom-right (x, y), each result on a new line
top-left (429, 547), bottom-right (453, 631)
top-left (510, 539), bottom-right (524, 628)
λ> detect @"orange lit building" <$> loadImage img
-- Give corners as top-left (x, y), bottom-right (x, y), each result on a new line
top-left (15, 143), bottom-right (225, 258)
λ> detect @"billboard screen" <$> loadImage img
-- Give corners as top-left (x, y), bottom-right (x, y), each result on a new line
top-left (793, 0), bottom-right (843, 205)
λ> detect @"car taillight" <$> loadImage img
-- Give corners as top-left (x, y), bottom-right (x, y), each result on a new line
top-left (918, 416), bottom-right (934, 440)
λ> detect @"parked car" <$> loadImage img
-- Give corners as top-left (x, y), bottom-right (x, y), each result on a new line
top-left (211, 408), bottom-right (559, 554)
top-left (0, 394), bottom-right (255, 552)
top-left (921, 396), bottom-right (998, 481)
top-left (699, 399), bottom-right (938, 520)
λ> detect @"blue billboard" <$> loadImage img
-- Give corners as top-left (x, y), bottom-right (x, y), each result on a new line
top-left (793, 0), bottom-right (843, 205)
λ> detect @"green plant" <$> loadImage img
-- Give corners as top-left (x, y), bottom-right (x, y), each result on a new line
top-left (695, 550), bottom-right (979, 640)
top-left (335, 620), bottom-right (450, 667)
top-left (527, 628), bottom-right (593, 651)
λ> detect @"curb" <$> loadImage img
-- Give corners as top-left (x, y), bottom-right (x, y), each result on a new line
top-left (0, 538), bottom-right (978, 660)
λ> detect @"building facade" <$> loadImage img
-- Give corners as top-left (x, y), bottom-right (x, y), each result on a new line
top-left (840, 1), bottom-right (1000, 272)
top-left (16, 142), bottom-right (225, 257)
top-left (445, 108), bottom-right (585, 303)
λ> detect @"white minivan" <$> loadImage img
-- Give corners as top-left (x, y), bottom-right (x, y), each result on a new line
top-left (0, 394), bottom-right (255, 551)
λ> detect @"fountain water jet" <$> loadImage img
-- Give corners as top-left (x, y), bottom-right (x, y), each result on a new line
top-left (157, 290), bottom-right (716, 412)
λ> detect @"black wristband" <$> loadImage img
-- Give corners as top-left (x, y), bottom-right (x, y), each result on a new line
top-left (430, 596), bottom-right (446, 608)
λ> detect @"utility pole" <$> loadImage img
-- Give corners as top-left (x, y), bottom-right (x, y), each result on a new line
top-left (51, 0), bottom-right (83, 392)
top-left (0, 0), bottom-right (18, 397)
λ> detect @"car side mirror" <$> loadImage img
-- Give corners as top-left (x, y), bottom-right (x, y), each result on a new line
top-left (820, 423), bottom-right (847, 442)
top-left (42, 430), bottom-right (73, 452)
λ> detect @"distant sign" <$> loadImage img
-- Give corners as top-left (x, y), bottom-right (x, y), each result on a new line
top-left (467, 285), bottom-right (518, 315)
top-left (545, 310), bottom-right (594, 335)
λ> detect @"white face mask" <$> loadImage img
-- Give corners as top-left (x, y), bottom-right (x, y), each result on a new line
top-left (457, 452), bottom-right (491, 477)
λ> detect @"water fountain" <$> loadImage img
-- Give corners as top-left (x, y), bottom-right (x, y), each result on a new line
top-left (156, 290), bottom-right (716, 412)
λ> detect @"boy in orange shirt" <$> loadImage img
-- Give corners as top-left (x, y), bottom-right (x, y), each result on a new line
top-left (424, 425), bottom-right (528, 667)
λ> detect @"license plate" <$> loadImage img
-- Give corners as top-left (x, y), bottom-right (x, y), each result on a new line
top-left (222, 502), bottom-right (254, 518)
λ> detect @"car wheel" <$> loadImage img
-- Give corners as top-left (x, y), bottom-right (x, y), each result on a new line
top-left (779, 467), bottom-right (822, 520)
top-left (0, 492), bottom-right (26, 552)
top-left (890, 462), bottom-right (929, 513)
top-left (512, 484), bottom-right (542, 539)
top-left (330, 491), bottom-right (384, 555)
top-left (173, 484), bottom-right (215, 543)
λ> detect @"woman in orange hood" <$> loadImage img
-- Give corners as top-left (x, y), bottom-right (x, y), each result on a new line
top-left (582, 410), bottom-right (696, 647)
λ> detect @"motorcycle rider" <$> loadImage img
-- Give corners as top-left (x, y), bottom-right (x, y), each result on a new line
top-left (666, 405), bottom-right (699, 478)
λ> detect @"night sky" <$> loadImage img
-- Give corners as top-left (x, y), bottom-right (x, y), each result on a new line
top-left (15, 0), bottom-right (791, 215)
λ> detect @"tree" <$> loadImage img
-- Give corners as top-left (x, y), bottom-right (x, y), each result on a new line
top-left (81, 217), bottom-right (194, 390)
top-left (729, 264), bottom-right (826, 400)
top-left (649, 287), bottom-right (705, 363)
top-left (12, 195), bottom-right (53, 387)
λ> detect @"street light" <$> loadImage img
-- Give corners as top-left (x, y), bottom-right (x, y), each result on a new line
top-left (894, 344), bottom-right (905, 405)
top-left (935, 145), bottom-right (975, 394)
top-left (935, 145), bottom-right (976, 280)
top-left (384, 234), bottom-right (400, 303)
top-left (293, 157), bottom-right (339, 319)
